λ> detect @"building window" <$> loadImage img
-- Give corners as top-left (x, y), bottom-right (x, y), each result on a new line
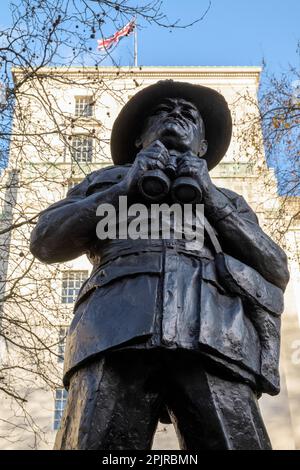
top-left (61, 271), bottom-right (88, 304)
top-left (58, 327), bottom-right (68, 363)
top-left (54, 388), bottom-right (68, 430)
top-left (71, 136), bottom-right (93, 163)
top-left (75, 96), bottom-right (94, 117)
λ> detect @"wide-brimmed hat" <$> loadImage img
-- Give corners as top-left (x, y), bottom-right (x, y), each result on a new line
top-left (111, 80), bottom-right (232, 171)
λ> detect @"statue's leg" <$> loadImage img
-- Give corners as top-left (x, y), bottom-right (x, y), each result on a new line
top-left (54, 350), bottom-right (163, 450)
top-left (165, 352), bottom-right (272, 450)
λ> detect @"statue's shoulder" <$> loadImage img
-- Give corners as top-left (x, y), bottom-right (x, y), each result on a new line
top-left (67, 164), bottom-right (131, 197)
top-left (217, 186), bottom-right (241, 204)
top-left (89, 164), bottom-right (131, 182)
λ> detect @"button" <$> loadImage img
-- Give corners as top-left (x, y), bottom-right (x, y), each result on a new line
top-left (256, 290), bottom-right (262, 298)
top-left (99, 270), bottom-right (106, 278)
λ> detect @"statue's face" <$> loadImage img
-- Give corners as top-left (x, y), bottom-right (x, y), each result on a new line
top-left (136, 98), bottom-right (207, 156)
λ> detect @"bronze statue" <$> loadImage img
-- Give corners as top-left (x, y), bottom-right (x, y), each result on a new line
top-left (30, 81), bottom-right (290, 450)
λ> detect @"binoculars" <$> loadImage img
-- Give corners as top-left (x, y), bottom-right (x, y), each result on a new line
top-left (138, 155), bottom-right (202, 204)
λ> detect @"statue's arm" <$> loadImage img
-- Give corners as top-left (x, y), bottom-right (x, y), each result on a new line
top-left (206, 187), bottom-right (290, 290)
top-left (30, 141), bottom-right (169, 264)
top-left (30, 175), bottom-right (129, 264)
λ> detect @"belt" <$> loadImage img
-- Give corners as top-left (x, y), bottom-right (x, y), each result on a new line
top-left (91, 238), bottom-right (214, 268)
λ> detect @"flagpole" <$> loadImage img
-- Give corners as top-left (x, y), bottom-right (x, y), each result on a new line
top-left (134, 16), bottom-right (138, 67)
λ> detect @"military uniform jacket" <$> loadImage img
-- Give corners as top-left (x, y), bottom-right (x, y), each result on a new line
top-left (35, 165), bottom-right (288, 395)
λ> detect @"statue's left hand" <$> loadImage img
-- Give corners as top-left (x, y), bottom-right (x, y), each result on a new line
top-left (176, 152), bottom-right (214, 201)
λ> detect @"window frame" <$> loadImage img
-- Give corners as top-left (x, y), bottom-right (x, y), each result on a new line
top-left (74, 96), bottom-right (94, 118)
top-left (54, 388), bottom-right (68, 430)
top-left (71, 135), bottom-right (94, 163)
top-left (61, 270), bottom-right (89, 304)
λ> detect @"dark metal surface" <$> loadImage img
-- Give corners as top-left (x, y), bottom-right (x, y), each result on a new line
top-left (30, 82), bottom-right (290, 450)
top-left (54, 350), bottom-right (272, 450)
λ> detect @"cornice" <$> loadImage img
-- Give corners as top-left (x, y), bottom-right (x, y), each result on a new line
top-left (12, 66), bottom-right (262, 85)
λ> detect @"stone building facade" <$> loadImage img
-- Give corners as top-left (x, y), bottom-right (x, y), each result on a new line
top-left (0, 66), bottom-right (299, 449)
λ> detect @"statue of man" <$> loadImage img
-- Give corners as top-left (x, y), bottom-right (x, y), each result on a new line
top-left (30, 81), bottom-right (289, 450)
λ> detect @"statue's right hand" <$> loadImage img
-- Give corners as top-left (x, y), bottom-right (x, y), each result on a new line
top-left (124, 140), bottom-right (169, 192)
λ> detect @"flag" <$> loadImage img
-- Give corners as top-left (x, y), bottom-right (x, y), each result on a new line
top-left (97, 18), bottom-right (135, 51)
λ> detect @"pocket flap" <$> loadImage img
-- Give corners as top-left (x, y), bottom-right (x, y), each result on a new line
top-left (75, 251), bottom-right (163, 308)
top-left (202, 260), bottom-right (226, 294)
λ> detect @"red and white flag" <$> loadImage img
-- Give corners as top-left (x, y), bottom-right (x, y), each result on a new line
top-left (97, 18), bottom-right (135, 51)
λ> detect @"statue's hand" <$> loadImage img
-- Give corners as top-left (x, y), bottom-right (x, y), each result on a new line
top-left (124, 140), bottom-right (169, 193)
top-left (177, 152), bottom-right (214, 201)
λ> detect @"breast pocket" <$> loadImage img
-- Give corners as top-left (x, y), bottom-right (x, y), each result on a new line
top-left (69, 252), bottom-right (163, 337)
top-left (74, 252), bottom-right (163, 308)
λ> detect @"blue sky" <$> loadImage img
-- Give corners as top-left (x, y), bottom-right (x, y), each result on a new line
top-left (1, 1), bottom-right (299, 73)
top-left (109, 0), bottom-right (300, 74)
